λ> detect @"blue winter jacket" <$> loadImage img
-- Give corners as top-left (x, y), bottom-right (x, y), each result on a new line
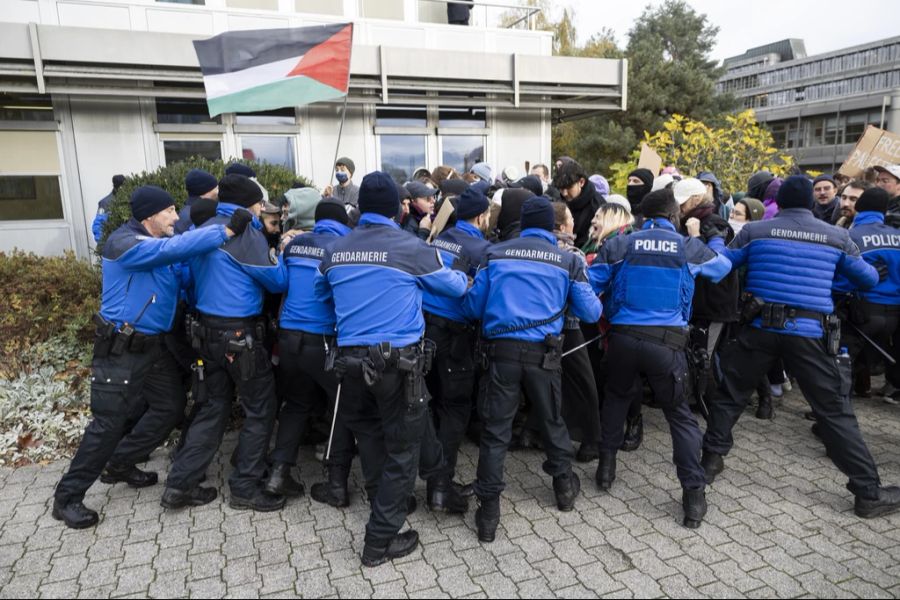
top-left (589, 218), bottom-right (732, 327)
top-left (724, 207), bottom-right (878, 337)
top-left (833, 211), bottom-right (900, 305)
top-left (463, 228), bottom-right (602, 341)
top-left (422, 221), bottom-right (491, 323)
top-left (189, 202), bottom-right (287, 318)
top-left (91, 190), bottom-right (115, 244)
top-left (100, 218), bottom-right (229, 334)
top-left (280, 219), bottom-right (352, 334)
top-left (314, 213), bottom-right (468, 347)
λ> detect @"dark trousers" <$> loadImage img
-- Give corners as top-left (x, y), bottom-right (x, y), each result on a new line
top-left (270, 330), bottom-right (353, 470)
top-left (602, 331), bottom-right (705, 490)
top-left (704, 325), bottom-right (881, 498)
top-left (166, 317), bottom-right (277, 498)
top-left (854, 301), bottom-right (900, 388)
top-left (55, 340), bottom-right (184, 504)
top-left (424, 318), bottom-right (476, 479)
top-left (338, 351), bottom-right (429, 545)
top-left (560, 327), bottom-right (601, 444)
top-left (474, 344), bottom-right (574, 499)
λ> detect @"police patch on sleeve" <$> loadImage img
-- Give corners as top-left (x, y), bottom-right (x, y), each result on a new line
top-left (269, 247), bottom-right (278, 265)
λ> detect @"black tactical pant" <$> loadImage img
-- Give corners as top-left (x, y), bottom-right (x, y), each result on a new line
top-left (474, 340), bottom-right (574, 499)
top-left (166, 316), bottom-right (277, 498)
top-left (337, 346), bottom-right (430, 546)
top-left (55, 338), bottom-right (184, 505)
top-left (852, 301), bottom-right (900, 389)
top-left (424, 316), bottom-right (476, 480)
top-left (704, 325), bottom-right (882, 499)
top-left (270, 330), bottom-right (354, 470)
top-left (560, 326), bottom-right (601, 443)
top-left (602, 330), bottom-right (706, 490)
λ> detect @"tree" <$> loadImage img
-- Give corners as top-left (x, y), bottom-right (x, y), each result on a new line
top-left (607, 110), bottom-right (795, 195)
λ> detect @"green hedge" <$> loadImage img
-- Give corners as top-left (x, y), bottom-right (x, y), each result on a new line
top-left (101, 157), bottom-right (313, 244)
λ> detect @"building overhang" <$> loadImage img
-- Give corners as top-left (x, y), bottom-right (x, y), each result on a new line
top-left (0, 22), bottom-right (627, 120)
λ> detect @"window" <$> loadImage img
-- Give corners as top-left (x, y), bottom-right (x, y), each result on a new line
top-left (439, 107), bottom-right (487, 129)
top-left (376, 105), bottom-right (427, 128)
top-left (156, 99), bottom-right (220, 125)
top-left (0, 93), bottom-right (54, 122)
top-left (380, 135), bottom-right (426, 185)
top-left (441, 135), bottom-right (484, 174)
top-left (360, 0), bottom-right (403, 20)
top-left (0, 176), bottom-right (63, 221)
top-left (296, 0), bottom-right (343, 14)
top-left (163, 140), bottom-right (222, 165)
top-left (240, 136), bottom-right (296, 170)
top-left (235, 107), bottom-right (296, 126)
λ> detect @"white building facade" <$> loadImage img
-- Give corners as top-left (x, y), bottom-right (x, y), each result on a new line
top-left (0, 0), bottom-right (626, 257)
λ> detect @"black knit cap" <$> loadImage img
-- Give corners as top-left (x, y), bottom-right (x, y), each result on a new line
top-left (640, 188), bottom-right (678, 220)
top-left (130, 185), bottom-right (175, 221)
top-left (225, 163), bottom-right (256, 178)
top-left (185, 169), bottom-right (218, 196)
top-left (440, 178), bottom-right (469, 197)
top-left (513, 175), bottom-right (544, 197)
top-left (218, 174), bottom-right (263, 208)
top-left (628, 168), bottom-right (655, 189)
top-left (190, 197), bottom-right (218, 227)
top-left (314, 198), bottom-right (350, 225)
top-left (359, 171), bottom-right (400, 218)
top-left (776, 175), bottom-right (814, 210)
top-left (456, 187), bottom-right (490, 220)
top-left (520, 195), bottom-right (555, 232)
top-left (855, 188), bottom-right (891, 215)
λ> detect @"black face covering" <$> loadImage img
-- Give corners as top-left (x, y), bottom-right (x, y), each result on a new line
top-left (627, 184), bottom-right (651, 209)
top-left (265, 232), bottom-right (281, 248)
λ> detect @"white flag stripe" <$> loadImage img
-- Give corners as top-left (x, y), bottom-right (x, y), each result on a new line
top-left (203, 54), bottom-right (305, 99)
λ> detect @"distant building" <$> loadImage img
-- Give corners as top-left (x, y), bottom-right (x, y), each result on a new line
top-left (718, 36), bottom-right (900, 173)
top-left (0, 0), bottom-right (627, 257)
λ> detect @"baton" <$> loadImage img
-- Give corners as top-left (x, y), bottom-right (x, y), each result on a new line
top-left (561, 334), bottom-right (604, 358)
top-left (848, 322), bottom-right (897, 365)
top-left (325, 383), bottom-right (341, 461)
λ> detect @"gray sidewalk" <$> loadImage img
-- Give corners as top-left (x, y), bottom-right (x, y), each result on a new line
top-left (2, 388), bottom-right (900, 598)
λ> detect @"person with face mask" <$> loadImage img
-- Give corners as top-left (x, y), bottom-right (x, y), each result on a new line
top-left (728, 197), bottom-right (766, 236)
top-left (626, 168), bottom-right (655, 228)
top-left (323, 157), bottom-right (359, 208)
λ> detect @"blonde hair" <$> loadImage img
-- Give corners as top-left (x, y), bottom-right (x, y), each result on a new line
top-left (593, 204), bottom-right (634, 242)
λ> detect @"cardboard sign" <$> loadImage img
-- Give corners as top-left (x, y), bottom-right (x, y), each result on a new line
top-left (638, 143), bottom-right (663, 176)
top-left (838, 125), bottom-right (900, 178)
top-left (427, 195), bottom-right (456, 243)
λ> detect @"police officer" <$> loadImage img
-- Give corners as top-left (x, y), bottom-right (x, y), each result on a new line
top-left (164, 174), bottom-right (288, 512)
top-left (315, 171), bottom-right (468, 567)
top-left (703, 176), bottom-right (900, 518)
top-left (263, 198), bottom-right (355, 506)
top-left (588, 188), bottom-right (731, 528)
top-left (52, 186), bottom-right (248, 528)
top-left (422, 186), bottom-right (492, 509)
top-left (174, 169), bottom-right (219, 235)
top-left (462, 196), bottom-right (602, 543)
top-left (91, 174), bottom-right (125, 244)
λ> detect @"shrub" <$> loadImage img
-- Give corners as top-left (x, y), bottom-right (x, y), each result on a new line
top-left (101, 157), bottom-right (314, 244)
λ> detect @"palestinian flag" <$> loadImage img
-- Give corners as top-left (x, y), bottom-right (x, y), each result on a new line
top-left (193, 23), bottom-right (353, 117)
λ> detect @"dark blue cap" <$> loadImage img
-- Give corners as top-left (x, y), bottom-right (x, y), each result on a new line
top-left (130, 185), bottom-right (175, 221)
top-left (455, 187), bottom-right (490, 220)
top-left (520, 195), bottom-right (555, 232)
top-left (359, 171), bottom-right (400, 218)
top-left (185, 169), bottom-right (218, 196)
top-left (776, 175), bottom-right (814, 210)
top-left (225, 163), bottom-right (256, 178)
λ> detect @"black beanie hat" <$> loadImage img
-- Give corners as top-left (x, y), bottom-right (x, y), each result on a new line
top-left (189, 197), bottom-right (218, 227)
top-left (456, 187), bottom-right (490, 220)
top-left (747, 170), bottom-right (775, 200)
top-left (628, 168), bottom-right (655, 189)
top-left (112, 174), bottom-right (125, 190)
top-left (520, 196), bottom-right (555, 232)
top-left (218, 174), bottom-right (263, 208)
top-left (776, 175), bottom-right (814, 210)
top-left (855, 188), bottom-right (890, 215)
top-left (315, 198), bottom-right (350, 225)
top-left (130, 185), bottom-right (175, 221)
top-left (440, 178), bottom-right (468, 197)
top-left (185, 169), bottom-right (218, 197)
top-left (514, 175), bottom-right (544, 197)
top-left (225, 163), bottom-right (256, 178)
top-left (640, 188), bottom-right (678, 220)
top-left (358, 171), bottom-right (400, 218)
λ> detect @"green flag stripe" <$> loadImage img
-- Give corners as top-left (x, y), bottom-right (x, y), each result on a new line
top-left (207, 76), bottom-right (345, 117)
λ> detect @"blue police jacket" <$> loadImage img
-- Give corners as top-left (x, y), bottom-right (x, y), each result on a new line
top-left (315, 212), bottom-right (468, 347)
top-left (174, 196), bottom-right (200, 235)
top-left (725, 207), bottom-right (877, 337)
top-left (100, 218), bottom-right (229, 334)
top-left (833, 211), bottom-right (900, 305)
top-left (280, 219), bottom-right (352, 334)
top-left (91, 191), bottom-right (115, 244)
top-left (422, 220), bottom-right (491, 323)
top-left (589, 218), bottom-right (731, 327)
top-left (189, 202), bottom-right (287, 318)
top-left (463, 227), bottom-right (601, 342)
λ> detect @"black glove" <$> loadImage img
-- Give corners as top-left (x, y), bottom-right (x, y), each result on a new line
top-left (227, 208), bottom-right (253, 236)
top-left (874, 260), bottom-right (890, 283)
top-left (700, 220), bottom-right (727, 242)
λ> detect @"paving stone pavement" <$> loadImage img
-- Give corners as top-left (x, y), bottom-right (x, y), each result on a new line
top-left (3, 386), bottom-right (900, 598)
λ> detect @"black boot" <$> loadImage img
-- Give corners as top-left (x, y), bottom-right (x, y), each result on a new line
top-left (576, 442), bottom-right (600, 463)
top-left (451, 480), bottom-right (475, 498)
top-left (596, 451), bottom-right (616, 491)
top-left (700, 451), bottom-right (724, 484)
top-left (52, 499), bottom-right (99, 529)
top-left (230, 489), bottom-right (286, 512)
top-left (621, 414), bottom-right (643, 452)
top-left (310, 466), bottom-right (350, 508)
top-left (427, 476), bottom-right (469, 514)
top-left (682, 487), bottom-right (708, 528)
top-left (855, 486), bottom-right (900, 518)
top-left (553, 471), bottom-right (581, 512)
top-left (264, 463), bottom-right (304, 498)
top-left (160, 486), bottom-right (218, 509)
top-left (475, 496), bottom-right (501, 543)
top-left (100, 464), bottom-right (158, 488)
top-left (755, 391), bottom-right (774, 420)
top-left (361, 530), bottom-right (419, 567)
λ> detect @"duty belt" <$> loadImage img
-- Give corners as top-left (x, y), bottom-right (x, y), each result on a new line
top-left (612, 325), bottom-right (690, 351)
top-left (480, 339), bottom-right (554, 368)
top-left (424, 311), bottom-right (471, 334)
top-left (279, 329), bottom-right (335, 349)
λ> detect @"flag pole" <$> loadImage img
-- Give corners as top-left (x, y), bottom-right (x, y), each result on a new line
top-left (329, 93), bottom-right (350, 186)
